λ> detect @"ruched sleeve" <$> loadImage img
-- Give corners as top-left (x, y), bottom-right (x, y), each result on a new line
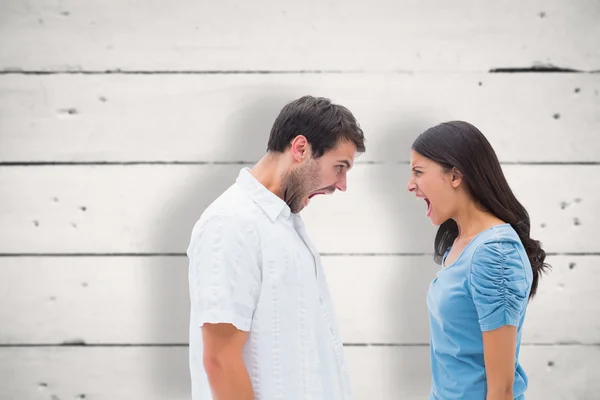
top-left (469, 239), bottom-right (530, 331)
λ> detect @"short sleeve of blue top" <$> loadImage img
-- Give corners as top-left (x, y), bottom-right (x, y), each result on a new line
top-left (427, 223), bottom-right (533, 400)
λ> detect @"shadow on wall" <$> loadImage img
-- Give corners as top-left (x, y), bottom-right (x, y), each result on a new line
top-left (145, 89), bottom-right (444, 397)
top-left (147, 88), bottom-right (295, 398)
top-left (371, 114), bottom-right (440, 398)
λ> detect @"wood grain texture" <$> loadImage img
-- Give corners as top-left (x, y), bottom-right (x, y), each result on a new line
top-left (0, 345), bottom-right (597, 399)
top-left (0, 164), bottom-right (598, 254)
top-left (1, 255), bottom-right (597, 345)
top-left (1, 74), bottom-right (599, 163)
top-left (1, 0), bottom-right (598, 397)
top-left (1, 0), bottom-right (598, 72)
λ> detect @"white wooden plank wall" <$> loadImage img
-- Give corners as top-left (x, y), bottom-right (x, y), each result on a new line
top-left (1, 0), bottom-right (599, 399)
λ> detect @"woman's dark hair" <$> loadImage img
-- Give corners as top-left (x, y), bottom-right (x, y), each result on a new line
top-left (412, 120), bottom-right (550, 299)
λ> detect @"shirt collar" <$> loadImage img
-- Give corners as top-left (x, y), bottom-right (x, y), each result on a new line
top-left (236, 167), bottom-right (292, 221)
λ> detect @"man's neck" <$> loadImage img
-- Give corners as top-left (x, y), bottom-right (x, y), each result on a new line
top-left (250, 153), bottom-right (288, 200)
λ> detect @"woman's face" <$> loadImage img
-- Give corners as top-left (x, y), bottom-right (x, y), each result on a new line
top-left (406, 150), bottom-right (460, 226)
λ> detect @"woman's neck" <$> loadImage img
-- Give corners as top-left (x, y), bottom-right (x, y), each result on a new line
top-left (453, 201), bottom-right (506, 240)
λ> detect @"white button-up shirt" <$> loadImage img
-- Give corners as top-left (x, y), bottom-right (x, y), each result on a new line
top-left (187, 167), bottom-right (352, 400)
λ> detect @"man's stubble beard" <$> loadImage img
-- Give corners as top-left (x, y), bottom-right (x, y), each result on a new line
top-left (281, 159), bottom-right (321, 214)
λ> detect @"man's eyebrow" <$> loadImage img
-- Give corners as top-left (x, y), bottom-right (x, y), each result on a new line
top-left (338, 160), bottom-right (351, 168)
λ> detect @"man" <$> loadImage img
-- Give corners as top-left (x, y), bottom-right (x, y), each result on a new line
top-left (187, 95), bottom-right (365, 399)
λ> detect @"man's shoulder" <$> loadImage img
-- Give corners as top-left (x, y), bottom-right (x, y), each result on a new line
top-left (188, 184), bottom-right (261, 242)
top-left (200, 183), bottom-right (258, 222)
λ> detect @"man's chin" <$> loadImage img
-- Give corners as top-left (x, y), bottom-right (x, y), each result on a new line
top-left (291, 190), bottom-right (327, 213)
top-left (288, 198), bottom-right (307, 214)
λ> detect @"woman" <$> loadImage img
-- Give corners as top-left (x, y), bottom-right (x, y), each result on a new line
top-left (406, 121), bottom-right (550, 400)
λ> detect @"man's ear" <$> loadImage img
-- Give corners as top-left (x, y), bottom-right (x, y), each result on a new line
top-left (450, 167), bottom-right (463, 188)
top-left (290, 135), bottom-right (311, 162)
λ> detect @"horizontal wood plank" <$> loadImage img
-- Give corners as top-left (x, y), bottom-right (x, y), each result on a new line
top-left (0, 0), bottom-right (598, 72)
top-left (0, 345), bottom-right (597, 399)
top-left (1, 74), bottom-right (599, 162)
top-left (1, 255), bottom-right (597, 345)
top-left (0, 165), bottom-right (598, 254)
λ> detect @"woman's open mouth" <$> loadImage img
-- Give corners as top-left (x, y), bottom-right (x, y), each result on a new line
top-left (424, 198), bottom-right (432, 217)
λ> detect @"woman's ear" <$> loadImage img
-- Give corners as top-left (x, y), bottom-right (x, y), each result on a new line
top-left (450, 167), bottom-right (463, 188)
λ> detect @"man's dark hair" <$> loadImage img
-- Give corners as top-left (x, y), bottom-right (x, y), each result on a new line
top-left (267, 96), bottom-right (365, 158)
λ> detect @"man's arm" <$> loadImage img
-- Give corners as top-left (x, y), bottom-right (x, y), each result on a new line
top-left (188, 214), bottom-right (261, 399)
top-left (202, 323), bottom-right (254, 400)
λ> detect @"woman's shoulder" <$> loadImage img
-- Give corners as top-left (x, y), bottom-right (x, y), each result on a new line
top-left (469, 224), bottom-right (531, 281)
top-left (472, 223), bottom-right (523, 254)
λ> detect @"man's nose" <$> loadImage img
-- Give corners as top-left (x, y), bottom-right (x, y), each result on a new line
top-left (336, 174), bottom-right (347, 192)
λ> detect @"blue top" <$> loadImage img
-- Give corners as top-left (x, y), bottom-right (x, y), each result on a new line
top-left (427, 223), bottom-right (533, 400)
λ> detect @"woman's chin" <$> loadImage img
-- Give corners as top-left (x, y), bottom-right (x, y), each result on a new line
top-left (429, 218), bottom-right (442, 227)
top-left (427, 212), bottom-right (445, 227)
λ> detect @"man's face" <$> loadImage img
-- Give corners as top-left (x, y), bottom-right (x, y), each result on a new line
top-left (283, 140), bottom-right (357, 213)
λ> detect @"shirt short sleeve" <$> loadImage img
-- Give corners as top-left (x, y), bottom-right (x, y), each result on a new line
top-left (469, 239), bottom-right (530, 332)
top-left (187, 214), bottom-right (262, 332)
